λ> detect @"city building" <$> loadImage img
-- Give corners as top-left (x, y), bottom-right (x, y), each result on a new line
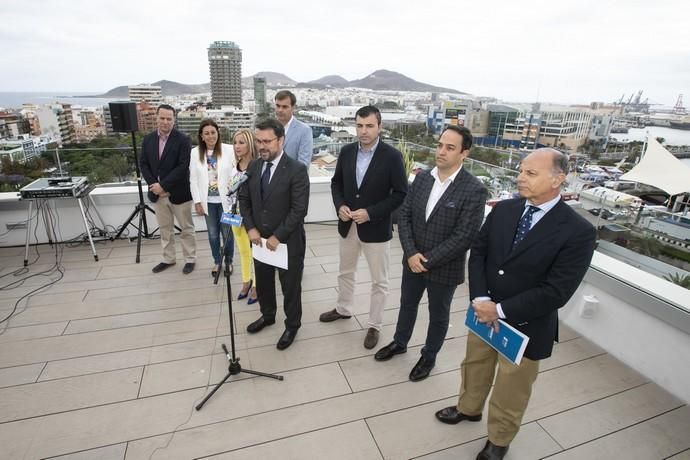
top-left (206, 107), bottom-right (254, 135)
top-left (0, 111), bottom-right (31, 140)
top-left (102, 105), bottom-right (114, 135)
top-left (176, 110), bottom-right (206, 139)
top-left (0, 135), bottom-right (47, 163)
top-left (74, 124), bottom-right (107, 143)
top-left (35, 103), bottom-right (76, 145)
top-left (253, 76), bottom-right (267, 114)
top-left (427, 100), bottom-right (475, 134)
top-left (77, 109), bottom-right (100, 128)
top-left (136, 101), bottom-right (158, 133)
top-left (479, 103), bottom-right (607, 152)
top-left (208, 41), bottom-right (242, 108)
top-left (127, 84), bottom-right (162, 107)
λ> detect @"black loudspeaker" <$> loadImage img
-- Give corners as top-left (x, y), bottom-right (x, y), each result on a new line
top-left (109, 101), bottom-right (139, 132)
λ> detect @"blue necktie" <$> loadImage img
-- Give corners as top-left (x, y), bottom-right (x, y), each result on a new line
top-left (260, 161), bottom-right (272, 199)
top-left (512, 205), bottom-right (540, 249)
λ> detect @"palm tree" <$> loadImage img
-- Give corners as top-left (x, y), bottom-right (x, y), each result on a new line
top-left (397, 137), bottom-right (415, 179)
top-left (663, 272), bottom-right (690, 289)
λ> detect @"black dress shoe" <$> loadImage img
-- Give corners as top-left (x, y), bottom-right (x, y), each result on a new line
top-left (476, 440), bottom-right (509, 460)
top-left (182, 262), bottom-right (195, 274)
top-left (374, 342), bottom-right (407, 361)
top-left (277, 329), bottom-right (297, 350)
top-left (152, 262), bottom-right (175, 273)
top-left (246, 316), bottom-right (275, 333)
top-left (409, 356), bottom-right (435, 382)
top-left (435, 406), bottom-right (482, 425)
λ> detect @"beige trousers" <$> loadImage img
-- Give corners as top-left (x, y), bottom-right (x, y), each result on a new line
top-left (336, 225), bottom-right (390, 330)
top-left (457, 332), bottom-right (540, 446)
top-left (153, 197), bottom-right (196, 264)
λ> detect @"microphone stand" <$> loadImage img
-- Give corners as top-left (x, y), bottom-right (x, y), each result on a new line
top-left (195, 187), bottom-right (283, 411)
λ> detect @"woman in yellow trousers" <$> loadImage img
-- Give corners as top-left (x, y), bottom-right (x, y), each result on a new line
top-left (229, 129), bottom-right (258, 303)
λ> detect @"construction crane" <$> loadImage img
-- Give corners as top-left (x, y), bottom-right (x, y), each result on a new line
top-left (673, 94), bottom-right (686, 114)
top-left (632, 90), bottom-right (643, 105)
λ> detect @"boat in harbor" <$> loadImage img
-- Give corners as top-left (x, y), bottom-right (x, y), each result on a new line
top-left (669, 115), bottom-right (690, 130)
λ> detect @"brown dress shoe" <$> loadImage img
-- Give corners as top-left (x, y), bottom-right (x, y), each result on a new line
top-left (319, 308), bottom-right (352, 322)
top-left (363, 328), bottom-right (379, 349)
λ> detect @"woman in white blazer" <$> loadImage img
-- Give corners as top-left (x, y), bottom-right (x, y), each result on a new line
top-left (189, 119), bottom-right (236, 276)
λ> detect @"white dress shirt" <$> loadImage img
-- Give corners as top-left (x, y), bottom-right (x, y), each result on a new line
top-left (425, 166), bottom-right (462, 221)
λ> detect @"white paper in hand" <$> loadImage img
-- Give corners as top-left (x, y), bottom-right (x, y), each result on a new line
top-left (252, 238), bottom-right (288, 269)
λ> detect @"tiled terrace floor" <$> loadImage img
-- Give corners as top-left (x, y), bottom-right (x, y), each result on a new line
top-left (0, 223), bottom-right (688, 460)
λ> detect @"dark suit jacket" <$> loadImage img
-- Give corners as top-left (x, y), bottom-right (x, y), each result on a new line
top-left (468, 198), bottom-right (596, 360)
top-left (331, 141), bottom-right (408, 242)
top-left (399, 168), bottom-right (487, 286)
top-left (139, 128), bottom-right (193, 204)
top-left (238, 153), bottom-right (310, 261)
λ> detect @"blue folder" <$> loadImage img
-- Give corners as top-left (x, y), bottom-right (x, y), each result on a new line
top-left (465, 307), bottom-right (529, 365)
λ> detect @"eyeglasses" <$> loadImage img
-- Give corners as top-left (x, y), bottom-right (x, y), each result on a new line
top-left (255, 137), bottom-right (277, 146)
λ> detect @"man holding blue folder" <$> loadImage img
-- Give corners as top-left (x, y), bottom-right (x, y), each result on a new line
top-left (435, 149), bottom-right (596, 460)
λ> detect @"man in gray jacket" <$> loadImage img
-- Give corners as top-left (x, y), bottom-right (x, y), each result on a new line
top-left (274, 90), bottom-right (313, 168)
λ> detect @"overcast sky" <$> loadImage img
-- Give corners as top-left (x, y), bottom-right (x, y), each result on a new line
top-left (2, 0), bottom-right (688, 106)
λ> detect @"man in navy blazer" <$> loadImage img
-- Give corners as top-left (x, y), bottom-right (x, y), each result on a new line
top-left (375, 126), bottom-right (487, 382)
top-left (435, 149), bottom-right (596, 460)
top-left (274, 90), bottom-right (313, 168)
top-left (319, 105), bottom-right (408, 349)
top-left (139, 104), bottom-right (196, 274)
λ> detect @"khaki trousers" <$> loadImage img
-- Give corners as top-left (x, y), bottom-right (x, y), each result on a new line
top-left (336, 225), bottom-right (390, 330)
top-left (457, 332), bottom-right (539, 446)
top-left (153, 197), bottom-right (196, 264)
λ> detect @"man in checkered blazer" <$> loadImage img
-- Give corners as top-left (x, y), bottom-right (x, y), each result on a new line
top-left (375, 125), bottom-right (488, 382)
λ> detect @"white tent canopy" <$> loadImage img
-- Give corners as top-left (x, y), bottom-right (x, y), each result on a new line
top-left (620, 137), bottom-right (690, 196)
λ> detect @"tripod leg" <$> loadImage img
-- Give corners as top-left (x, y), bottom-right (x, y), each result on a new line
top-left (77, 197), bottom-right (98, 262)
top-left (42, 203), bottom-right (54, 246)
top-left (87, 194), bottom-right (107, 230)
top-left (195, 371), bottom-right (233, 411)
top-left (24, 200), bottom-right (33, 267)
top-left (136, 203), bottom-right (144, 264)
top-left (241, 368), bottom-right (284, 381)
top-left (112, 206), bottom-right (140, 241)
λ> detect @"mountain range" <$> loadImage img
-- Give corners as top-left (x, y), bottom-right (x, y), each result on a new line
top-left (96, 69), bottom-right (463, 97)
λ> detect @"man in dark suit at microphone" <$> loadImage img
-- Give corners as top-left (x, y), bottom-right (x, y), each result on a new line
top-left (239, 118), bottom-right (310, 350)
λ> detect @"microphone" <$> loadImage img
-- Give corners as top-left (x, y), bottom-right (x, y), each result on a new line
top-left (228, 172), bottom-right (250, 196)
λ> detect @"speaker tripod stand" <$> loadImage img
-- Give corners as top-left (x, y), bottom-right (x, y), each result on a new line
top-left (195, 215), bottom-right (283, 411)
top-left (111, 132), bottom-right (160, 263)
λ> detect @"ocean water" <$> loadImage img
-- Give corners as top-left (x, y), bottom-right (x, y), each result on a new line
top-left (0, 92), bottom-right (118, 109)
top-left (610, 126), bottom-right (690, 146)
